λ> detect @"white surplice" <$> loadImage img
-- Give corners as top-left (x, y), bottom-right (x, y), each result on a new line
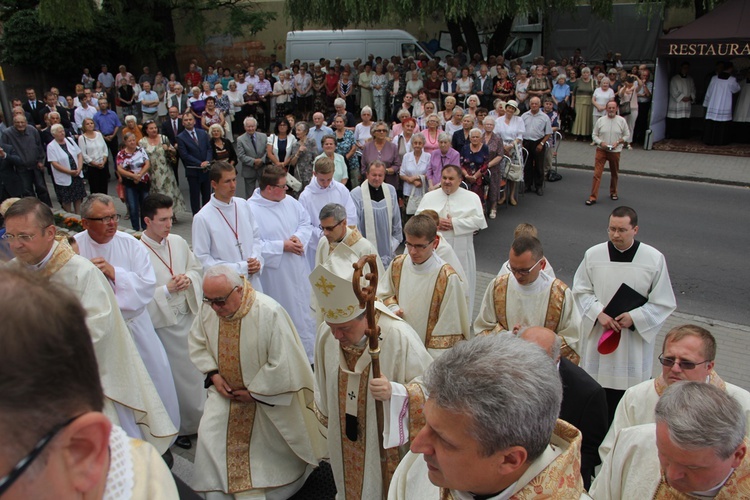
top-left (378, 253), bottom-right (471, 359)
top-left (704, 75), bottom-right (741, 121)
top-left (598, 373), bottom-right (750, 462)
top-left (12, 240), bottom-right (177, 453)
top-left (572, 242), bottom-right (676, 390)
top-left (189, 289), bottom-right (325, 498)
top-left (192, 194), bottom-right (264, 292)
top-left (417, 187), bottom-right (487, 314)
top-left (474, 272), bottom-right (581, 353)
top-left (350, 181), bottom-right (402, 268)
top-left (314, 306), bottom-right (433, 500)
top-left (298, 176), bottom-right (358, 270)
top-left (76, 230), bottom-right (181, 434)
top-left (735, 79), bottom-right (750, 122)
top-left (247, 190), bottom-right (317, 362)
top-left (667, 74), bottom-right (696, 119)
top-left (141, 232), bottom-right (206, 435)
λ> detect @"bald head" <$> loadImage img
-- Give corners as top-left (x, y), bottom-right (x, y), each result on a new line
top-left (519, 327), bottom-right (561, 361)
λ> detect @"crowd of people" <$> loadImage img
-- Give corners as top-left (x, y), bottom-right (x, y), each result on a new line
top-left (1, 50), bottom-right (749, 500)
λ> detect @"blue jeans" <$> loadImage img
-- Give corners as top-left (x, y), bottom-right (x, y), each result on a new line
top-left (125, 183), bottom-right (149, 231)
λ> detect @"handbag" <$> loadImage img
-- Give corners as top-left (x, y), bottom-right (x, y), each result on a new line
top-left (405, 176), bottom-right (425, 215)
top-left (162, 135), bottom-right (177, 165)
top-left (618, 101), bottom-right (631, 116)
top-left (286, 172), bottom-right (302, 192)
top-left (116, 181), bottom-right (126, 201)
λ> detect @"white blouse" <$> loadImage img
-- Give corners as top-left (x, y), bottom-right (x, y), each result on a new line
top-left (47, 137), bottom-right (83, 186)
top-left (494, 115), bottom-right (526, 142)
top-left (400, 150), bottom-right (431, 196)
top-left (78, 131), bottom-right (108, 164)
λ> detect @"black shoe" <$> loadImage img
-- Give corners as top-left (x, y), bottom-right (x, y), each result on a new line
top-left (175, 435), bottom-right (192, 449)
top-left (536, 187), bottom-right (544, 196)
top-left (162, 449), bottom-right (174, 469)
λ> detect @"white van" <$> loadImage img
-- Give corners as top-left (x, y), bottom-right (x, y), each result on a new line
top-left (285, 30), bottom-right (434, 66)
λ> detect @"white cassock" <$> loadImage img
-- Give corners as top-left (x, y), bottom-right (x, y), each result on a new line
top-left (598, 372), bottom-right (750, 462)
top-left (192, 194), bottom-right (264, 292)
top-left (498, 257), bottom-right (556, 279)
top-left (667, 74), bottom-right (696, 119)
top-left (378, 252), bottom-right (471, 358)
top-left (351, 180), bottom-right (402, 268)
top-left (735, 78), bottom-right (750, 122)
top-left (12, 240), bottom-right (177, 453)
top-left (572, 241), bottom-right (676, 390)
top-left (313, 226), bottom-right (384, 324)
top-left (314, 306), bottom-right (434, 500)
top-left (592, 423), bottom-right (750, 500)
top-left (247, 190), bottom-right (317, 362)
top-left (141, 232), bottom-right (206, 435)
top-left (76, 230), bottom-right (181, 434)
top-left (104, 425), bottom-right (179, 499)
top-left (474, 272), bottom-right (581, 353)
top-left (298, 176), bottom-right (358, 270)
top-left (704, 75), bottom-right (741, 121)
top-left (189, 286), bottom-right (325, 498)
top-left (401, 232), bottom-right (470, 308)
top-left (389, 421), bottom-right (591, 500)
top-left (417, 188), bottom-right (487, 314)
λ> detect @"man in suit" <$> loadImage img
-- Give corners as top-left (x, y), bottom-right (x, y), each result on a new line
top-left (41, 91), bottom-right (72, 131)
top-left (161, 106), bottom-right (184, 184)
top-left (22, 88), bottom-right (46, 128)
top-left (235, 116), bottom-right (267, 197)
top-left (169, 84), bottom-right (189, 116)
top-left (473, 64), bottom-right (493, 109)
top-left (0, 142), bottom-right (23, 202)
top-left (177, 114), bottom-right (212, 214)
top-left (520, 326), bottom-right (608, 490)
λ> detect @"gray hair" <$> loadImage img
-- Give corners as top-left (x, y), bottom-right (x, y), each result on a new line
top-left (81, 193), bottom-right (114, 218)
top-left (204, 264), bottom-right (243, 288)
top-left (191, 86), bottom-right (201, 94)
top-left (438, 132), bottom-right (452, 143)
top-left (469, 127), bottom-right (483, 138)
top-left (361, 106), bottom-right (372, 116)
top-left (124, 115), bottom-right (137, 124)
top-left (319, 203), bottom-right (347, 222)
top-left (467, 94), bottom-right (479, 106)
top-left (424, 334), bottom-right (562, 460)
top-left (334, 97), bottom-right (346, 108)
top-left (581, 67), bottom-right (591, 75)
top-left (50, 123), bottom-right (65, 135)
top-left (452, 107), bottom-right (464, 117)
top-left (483, 116), bottom-right (496, 127)
top-left (208, 123), bottom-right (224, 137)
top-left (243, 116), bottom-right (257, 127)
top-left (655, 381), bottom-right (746, 460)
top-left (411, 132), bottom-right (426, 144)
top-left (396, 108), bottom-right (411, 120)
top-left (551, 334), bottom-right (562, 359)
top-left (600, 77), bottom-right (611, 85)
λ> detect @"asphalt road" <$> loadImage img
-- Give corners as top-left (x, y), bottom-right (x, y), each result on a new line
top-left (473, 168), bottom-right (750, 326)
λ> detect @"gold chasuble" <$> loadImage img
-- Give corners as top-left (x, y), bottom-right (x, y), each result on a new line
top-left (217, 284), bottom-right (258, 492)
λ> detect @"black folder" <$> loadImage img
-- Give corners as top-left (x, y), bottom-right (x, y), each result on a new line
top-left (603, 283), bottom-right (648, 330)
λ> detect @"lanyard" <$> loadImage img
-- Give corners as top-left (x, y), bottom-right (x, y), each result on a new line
top-left (215, 204), bottom-right (243, 258)
top-left (142, 238), bottom-right (174, 276)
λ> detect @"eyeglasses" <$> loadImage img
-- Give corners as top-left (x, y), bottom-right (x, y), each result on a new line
top-left (319, 220), bottom-right (345, 232)
top-left (373, 129), bottom-right (387, 133)
top-left (0, 414), bottom-right (82, 495)
top-left (405, 239), bottom-right (435, 250)
top-left (509, 257), bottom-right (543, 277)
top-left (658, 354), bottom-right (712, 371)
top-left (202, 286), bottom-right (239, 307)
top-left (272, 183), bottom-right (288, 190)
top-left (85, 214), bottom-right (121, 224)
top-left (607, 226), bottom-right (632, 234)
top-left (2, 232), bottom-right (38, 243)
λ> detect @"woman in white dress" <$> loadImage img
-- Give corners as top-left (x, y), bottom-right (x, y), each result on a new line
top-left (494, 100), bottom-right (525, 206)
top-left (400, 133), bottom-right (431, 217)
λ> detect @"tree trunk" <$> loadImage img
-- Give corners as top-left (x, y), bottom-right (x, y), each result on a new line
top-left (459, 16), bottom-right (483, 59)
top-left (153, 7), bottom-right (180, 75)
top-left (446, 20), bottom-right (465, 53)
top-left (694, 0), bottom-right (707, 19)
top-left (486, 15), bottom-right (514, 57)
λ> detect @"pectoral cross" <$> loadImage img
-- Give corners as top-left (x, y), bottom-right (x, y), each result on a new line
top-left (236, 241), bottom-right (244, 260)
top-left (348, 391), bottom-right (356, 400)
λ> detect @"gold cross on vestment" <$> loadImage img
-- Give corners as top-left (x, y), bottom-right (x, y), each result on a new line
top-left (315, 276), bottom-right (335, 296)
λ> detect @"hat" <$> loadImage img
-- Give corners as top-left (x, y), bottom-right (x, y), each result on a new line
top-left (597, 328), bottom-right (621, 354)
top-left (309, 265), bottom-right (365, 324)
top-left (505, 100), bottom-right (520, 115)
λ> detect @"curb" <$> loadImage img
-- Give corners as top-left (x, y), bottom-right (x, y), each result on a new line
top-left (558, 163), bottom-right (749, 188)
top-left (669, 310), bottom-right (750, 334)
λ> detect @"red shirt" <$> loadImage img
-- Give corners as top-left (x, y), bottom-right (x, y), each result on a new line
top-left (185, 71), bottom-right (202, 89)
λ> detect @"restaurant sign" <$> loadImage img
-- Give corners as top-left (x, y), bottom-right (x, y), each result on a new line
top-left (661, 42), bottom-right (750, 57)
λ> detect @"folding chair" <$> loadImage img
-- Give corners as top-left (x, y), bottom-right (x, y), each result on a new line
top-left (549, 131), bottom-right (563, 181)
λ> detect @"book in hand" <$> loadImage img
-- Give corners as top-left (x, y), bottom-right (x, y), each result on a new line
top-left (598, 284), bottom-right (648, 355)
